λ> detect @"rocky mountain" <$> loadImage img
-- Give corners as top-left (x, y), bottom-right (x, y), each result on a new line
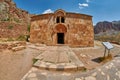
top-left (94, 20), bottom-right (120, 44)
top-left (0, 0), bottom-right (30, 39)
top-left (94, 21), bottom-right (120, 34)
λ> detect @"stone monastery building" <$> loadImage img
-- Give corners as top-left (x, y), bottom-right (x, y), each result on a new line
top-left (30, 9), bottom-right (94, 47)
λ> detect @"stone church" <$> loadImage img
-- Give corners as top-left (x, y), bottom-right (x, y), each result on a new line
top-left (30, 9), bottom-right (94, 47)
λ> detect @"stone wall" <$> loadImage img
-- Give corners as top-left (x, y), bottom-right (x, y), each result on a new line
top-left (0, 41), bottom-right (26, 50)
top-left (30, 10), bottom-right (94, 47)
top-left (65, 14), bottom-right (94, 47)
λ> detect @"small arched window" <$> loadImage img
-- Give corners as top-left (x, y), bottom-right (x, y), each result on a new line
top-left (61, 17), bottom-right (65, 23)
top-left (56, 16), bottom-right (65, 23)
top-left (56, 17), bottom-right (60, 23)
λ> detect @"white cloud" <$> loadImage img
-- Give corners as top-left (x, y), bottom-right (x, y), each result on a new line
top-left (78, 0), bottom-right (92, 9)
top-left (42, 9), bottom-right (53, 14)
top-left (79, 3), bottom-right (89, 9)
top-left (79, 3), bottom-right (88, 7)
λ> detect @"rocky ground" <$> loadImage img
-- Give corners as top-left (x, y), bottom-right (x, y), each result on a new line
top-left (22, 56), bottom-right (120, 80)
top-left (0, 41), bottom-right (120, 80)
top-left (0, 42), bottom-right (42, 80)
top-left (0, 0), bottom-right (30, 38)
top-left (72, 41), bottom-right (120, 69)
top-left (22, 41), bottom-right (120, 80)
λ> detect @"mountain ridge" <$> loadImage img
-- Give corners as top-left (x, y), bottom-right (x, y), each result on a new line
top-left (94, 20), bottom-right (120, 34)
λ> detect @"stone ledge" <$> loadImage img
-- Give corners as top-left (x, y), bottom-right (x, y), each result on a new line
top-left (33, 60), bottom-right (85, 71)
top-left (0, 41), bottom-right (26, 50)
top-left (12, 46), bottom-right (26, 51)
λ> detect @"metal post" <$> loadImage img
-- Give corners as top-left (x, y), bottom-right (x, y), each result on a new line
top-left (104, 47), bottom-right (106, 58)
top-left (108, 49), bottom-right (110, 56)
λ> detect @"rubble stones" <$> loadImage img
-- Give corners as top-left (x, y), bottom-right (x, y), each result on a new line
top-left (12, 46), bottom-right (26, 51)
top-left (0, 41), bottom-right (26, 51)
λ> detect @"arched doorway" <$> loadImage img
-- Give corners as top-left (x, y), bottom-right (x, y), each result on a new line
top-left (57, 33), bottom-right (64, 44)
top-left (54, 24), bottom-right (67, 44)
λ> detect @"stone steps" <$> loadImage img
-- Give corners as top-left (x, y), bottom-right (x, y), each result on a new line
top-left (33, 60), bottom-right (85, 71)
top-left (33, 46), bottom-right (85, 71)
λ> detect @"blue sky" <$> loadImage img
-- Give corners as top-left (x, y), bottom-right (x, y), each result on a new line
top-left (13, 0), bottom-right (120, 25)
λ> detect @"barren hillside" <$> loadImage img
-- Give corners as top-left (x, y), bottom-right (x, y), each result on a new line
top-left (0, 0), bottom-right (30, 39)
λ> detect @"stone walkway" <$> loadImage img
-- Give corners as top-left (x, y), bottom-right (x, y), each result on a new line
top-left (34, 46), bottom-right (84, 71)
top-left (21, 45), bottom-right (120, 80)
top-left (74, 56), bottom-right (120, 80)
top-left (22, 55), bottom-right (120, 80)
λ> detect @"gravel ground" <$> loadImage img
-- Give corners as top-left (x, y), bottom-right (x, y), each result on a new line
top-left (72, 41), bottom-right (120, 69)
top-left (0, 47), bottom-right (41, 80)
top-left (0, 41), bottom-right (120, 80)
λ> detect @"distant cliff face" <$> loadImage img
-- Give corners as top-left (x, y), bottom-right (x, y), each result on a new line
top-left (0, 0), bottom-right (30, 23)
top-left (94, 20), bottom-right (120, 45)
top-left (0, 0), bottom-right (30, 38)
top-left (94, 21), bottom-right (120, 34)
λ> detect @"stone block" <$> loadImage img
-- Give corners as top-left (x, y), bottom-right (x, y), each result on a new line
top-left (12, 46), bottom-right (26, 51)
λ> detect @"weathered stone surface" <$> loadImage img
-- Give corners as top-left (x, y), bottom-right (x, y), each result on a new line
top-left (85, 76), bottom-right (96, 80)
top-left (0, 41), bottom-right (26, 50)
top-left (0, 0), bottom-right (30, 38)
top-left (30, 9), bottom-right (94, 47)
top-left (12, 46), bottom-right (26, 51)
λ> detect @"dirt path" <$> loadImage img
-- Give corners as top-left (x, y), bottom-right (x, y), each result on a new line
top-left (0, 47), bottom-right (41, 80)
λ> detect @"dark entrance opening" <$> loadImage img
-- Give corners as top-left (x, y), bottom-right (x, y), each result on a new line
top-left (57, 33), bottom-right (64, 44)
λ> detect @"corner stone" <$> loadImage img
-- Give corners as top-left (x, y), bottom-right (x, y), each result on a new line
top-left (85, 76), bottom-right (96, 80)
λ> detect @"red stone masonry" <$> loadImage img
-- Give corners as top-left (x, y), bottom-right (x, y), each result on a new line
top-left (30, 9), bottom-right (94, 47)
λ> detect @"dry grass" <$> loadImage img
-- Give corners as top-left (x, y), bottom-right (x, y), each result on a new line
top-left (100, 54), bottom-right (113, 63)
top-left (95, 32), bottom-right (120, 45)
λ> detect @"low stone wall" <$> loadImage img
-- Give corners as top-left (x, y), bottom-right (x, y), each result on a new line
top-left (0, 41), bottom-right (26, 51)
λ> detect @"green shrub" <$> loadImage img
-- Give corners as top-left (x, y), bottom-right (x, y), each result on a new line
top-left (27, 24), bottom-right (30, 32)
top-left (26, 35), bottom-right (30, 42)
top-left (32, 58), bottom-right (38, 64)
top-left (81, 68), bottom-right (87, 72)
top-left (14, 18), bottom-right (20, 23)
top-left (7, 38), bottom-right (14, 41)
top-left (7, 25), bottom-right (13, 29)
top-left (1, 18), bottom-right (10, 21)
top-left (16, 35), bottom-right (26, 41)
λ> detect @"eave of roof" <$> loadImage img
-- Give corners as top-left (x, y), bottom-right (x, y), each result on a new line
top-left (66, 12), bottom-right (92, 17)
top-left (31, 10), bottom-right (92, 18)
